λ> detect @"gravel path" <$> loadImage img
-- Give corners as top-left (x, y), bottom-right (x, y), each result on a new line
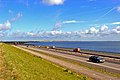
top-left (14, 46), bottom-right (120, 80)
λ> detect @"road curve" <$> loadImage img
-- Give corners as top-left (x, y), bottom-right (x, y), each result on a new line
top-left (14, 45), bottom-right (120, 80)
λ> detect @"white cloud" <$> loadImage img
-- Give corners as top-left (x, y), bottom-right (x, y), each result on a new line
top-left (0, 12), bottom-right (23, 38)
top-left (0, 31), bottom-right (8, 37)
top-left (116, 26), bottom-right (120, 31)
top-left (87, 27), bottom-right (98, 34)
top-left (83, 25), bottom-right (119, 36)
top-left (27, 32), bottom-right (35, 36)
top-left (52, 20), bottom-right (84, 31)
top-left (63, 20), bottom-right (78, 24)
top-left (117, 6), bottom-right (120, 12)
top-left (1, 13), bottom-right (22, 29)
top-left (0, 20), bottom-right (11, 31)
top-left (112, 22), bottom-right (120, 25)
top-left (42, 0), bottom-right (64, 5)
top-left (8, 25), bottom-right (120, 41)
top-left (112, 26), bottom-right (120, 33)
top-left (0, 12), bottom-right (22, 37)
top-left (99, 25), bottom-right (108, 32)
top-left (52, 22), bottom-right (62, 31)
top-left (51, 30), bottom-right (62, 35)
top-left (10, 12), bottom-right (23, 22)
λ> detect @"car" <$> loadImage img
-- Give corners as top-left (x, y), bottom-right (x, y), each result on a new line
top-left (73, 48), bottom-right (81, 52)
top-left (51, 46), bottom-right (56, 49)
top-left (89, 56), bottom-right (105, 63)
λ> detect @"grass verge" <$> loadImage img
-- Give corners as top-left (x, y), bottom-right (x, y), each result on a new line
top-left (1, 43), bottom-right (91, 80)
top-left (0, 43), bottom-right (16, 80)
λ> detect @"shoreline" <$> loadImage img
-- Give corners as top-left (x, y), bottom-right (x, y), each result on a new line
top-left (25, 41), bottom-right (120, 54)
top-left (2, 41), bottom-right (120, 54)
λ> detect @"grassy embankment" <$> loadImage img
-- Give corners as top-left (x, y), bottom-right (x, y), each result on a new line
top-left (23, 46), bottom-right (120, 78)
top-left (0, 43), bottom-right (91, 80)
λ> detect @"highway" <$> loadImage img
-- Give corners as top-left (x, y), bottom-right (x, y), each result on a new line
top-left (21, 46), bottom-right (120, 74)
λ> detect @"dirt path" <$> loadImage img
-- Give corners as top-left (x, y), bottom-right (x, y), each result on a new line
top-left (14, 46), bottom-right (120, 80)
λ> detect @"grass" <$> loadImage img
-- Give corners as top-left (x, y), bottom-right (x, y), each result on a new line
top-left (23, 46), bottom-right (120, 78)
top-left (0, 43), bottom-right (11, 80)
top-left (0, 43), bottom-right (91, 80)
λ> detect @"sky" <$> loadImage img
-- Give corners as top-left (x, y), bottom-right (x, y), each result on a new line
top-left (0, 0), bottom-right (120, 41)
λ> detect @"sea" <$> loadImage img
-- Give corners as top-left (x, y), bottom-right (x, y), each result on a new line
top-left (26, 41), bottom-right (120, 54)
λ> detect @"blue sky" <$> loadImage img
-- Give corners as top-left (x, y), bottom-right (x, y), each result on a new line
top-left (0, 0), bottom-right (120, 41)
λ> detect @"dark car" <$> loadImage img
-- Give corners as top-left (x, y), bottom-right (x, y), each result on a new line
top-left (89, 56), bottom-right (105, 63)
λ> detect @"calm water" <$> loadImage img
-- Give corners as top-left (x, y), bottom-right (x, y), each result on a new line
top-left (26, 41), bottom-right (120, 54)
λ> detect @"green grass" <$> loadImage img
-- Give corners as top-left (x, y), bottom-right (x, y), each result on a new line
top-left (1, 43), bottom-right (91, 80)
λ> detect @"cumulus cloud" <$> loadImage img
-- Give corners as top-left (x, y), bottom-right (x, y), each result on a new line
top-left (87, 27), bottom-right (98, 34)
top-left (0, 20), bottom-right (11, 37)
top-left (0, 20), bottom-right (11, 31)
top-left (99, 25), bottom-right (108, 32)
top-left (85, 25), bottom-right (109, 35)
top-left (0, 12), bottom-right (23, 38)
top-left (112, 26), bottom-right (120, 33)
top-left (8, 25), bottom-right (120, 41)
top-left (42, 0), bottom-right (65, 5)
top-left (10, 30), bottom-right (82, 40)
